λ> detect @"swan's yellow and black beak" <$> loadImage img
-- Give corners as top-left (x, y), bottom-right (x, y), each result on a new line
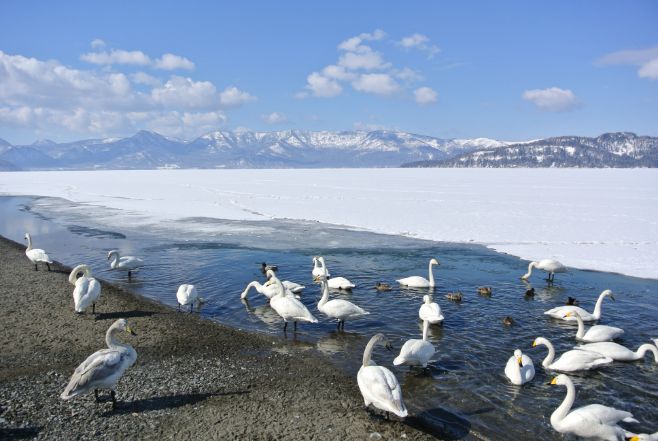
top-left (628, 436), bottom-right (640, 441)
top-left (532, 341), bottom-right (537, 347)
top-left (517, 356), bottom-right (523, 367)
top-left (610, 294), bottom-right (616, 301)
top-left (564, 312), bottom-right (573, 318)
top-left (125, 326), bottom-right (137, 336)
top-left (550, 377), bottom-right (558, 385)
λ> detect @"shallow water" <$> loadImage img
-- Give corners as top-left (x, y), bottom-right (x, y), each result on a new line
top-left (1, 195), bottom-right (657, 440)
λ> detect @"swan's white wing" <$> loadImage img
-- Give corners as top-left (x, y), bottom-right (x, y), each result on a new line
top-left (394, 339), bottom-right (435, 366)
top-left (61, 349), bottom-right (125, 398)
top-left (574, 342), bottom-right (633, 360)
top-left (176, 284), bottom-right (198, 305)
top-left (551, 349), bottom-right (612, 371)
top-left (574, 404), bottom-right (637, 425)
top-left (26, 248), bottom-right (52, 263)
top-left (357, 366), bottom-right (407, 417)
top-left (271, 296), bottom-right (318, 323)
top-left (118, 256), bottom-right (144, 270)
top-left (323, 299), bottom-right (368, 320)
top-left (282, 280), bottom-right (305, 293)
top-left (582, 325), bottom-right (624, 342)
top-left (75, 277), bottom-right (101, 312)
top-left (544, 305), bottom-right (593, 321)
top-left (419, 303), bottom-right (443, 323)
top-left (327, 277), bottom-right (355, 289)
top-left (396, 276), bottom-right (429, 288)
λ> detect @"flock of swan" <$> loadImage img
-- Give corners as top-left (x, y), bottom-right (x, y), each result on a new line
top-left (23, 233), bottom-right (657, 439)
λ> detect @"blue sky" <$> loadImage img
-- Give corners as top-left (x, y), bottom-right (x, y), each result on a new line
top-left (1, 0), bottom-right (657, 144)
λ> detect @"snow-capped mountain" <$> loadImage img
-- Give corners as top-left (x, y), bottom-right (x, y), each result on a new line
top-left (402, 133), bottom-right (658, 168)
top-left (0, 130), bottom-right (505, 170)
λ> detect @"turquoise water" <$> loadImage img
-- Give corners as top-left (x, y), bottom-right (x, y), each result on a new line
top-left (1, 195), bottom-right (656, 440)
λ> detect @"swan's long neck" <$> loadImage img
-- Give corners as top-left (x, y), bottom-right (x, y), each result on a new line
top-left (522, 262), bottom-right (536, 279)
top-left (108, 252), bottom-right (119, 267)
top-left (68, 264), bottom-right (87, 285)
top-left (241, 281), bottom-right (263, 299)
top-left (105, 326), bottom-right (130, 351)
top-left (428, 261), bottom-right (436, 287)
top-left (318, 280), bottom-right (329, 309)
top-left (25, 234), bottom-right (32, 251)
top-left (509, 357), bottom-right (522, 383)
top-left (540, 339), bottom-right (555, 367)
top-left (551, 378), bottom-right (575, 426)
top-left (634, 344), bottom-right (658, 362)
top-left (574, 314), bottom-right (585, 339)
top-left (362, 335), bottom-right (383, 367)
top-left (592, 292), bottom-right (608, 319)
top-left (422, 320), bottom-right (429, 341)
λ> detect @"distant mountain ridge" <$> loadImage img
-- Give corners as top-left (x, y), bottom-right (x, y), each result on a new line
top-left (0, 130), bottom-right (656, 170)
top-left (0, 130), bottom-right (508, 170)
top-left (402, 132), bottom-right (658, 168)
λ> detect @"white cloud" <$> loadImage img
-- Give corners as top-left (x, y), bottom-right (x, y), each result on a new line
top-left (151, 76), bottom-right (219, 109)
top-left (352, 73), bottom-right (400, 95)
top-left (397, 33), bottom-right (440, 58)
top-left (638, 58), bottom-right (658, 80)
top-left (395, 67), bottom-right (423, 82)
top-left (338, 48), bottom-right (389, 70)
top-left (522, 87), bottom-right (580, 112)
top-left (597, 46), bottom-right (658, 82)
top-left (90, 39), bottom-right (106, 49)
top-left (305, 72), bottom-right (343, 97)
top-left (154, 53), bottom-right (195, 71)
top-left (322, 64), bottom-right (355, 81)
top-left (353, 121), bottom-right (390, 131)
top-left (131, 72), bottom-right (162, 87)
top-left (261, 112), bottom-right (288, 124)
top-left (219, 86), bottom-right (256, 107)
top-left (338, 29), bottom-right (385, 52)
top-left (414, 87), bottom-right (437, 105)
top-left (80, 49), bottom-right (151, 66)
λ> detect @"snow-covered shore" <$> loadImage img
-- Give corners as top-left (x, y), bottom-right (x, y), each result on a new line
top-left (1, 168), bottom-right (656, 279)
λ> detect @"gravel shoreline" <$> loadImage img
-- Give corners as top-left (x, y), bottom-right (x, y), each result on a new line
top-left (0, 235), bottom-right (439, 440)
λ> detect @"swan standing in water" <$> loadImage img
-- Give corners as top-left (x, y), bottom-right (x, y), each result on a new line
top-left (24, 233), bottom-right (52, 271)
top-left (317, 278), bottom-right (369, 330)
top-left (60, 319), bottom-right (137, 409)
top-left (393, 319), bottom-right (435, 367)
top-left (419, 295), bottom-right (444, 325)
top-left (504, 349), bottom-right (535, 385)
top-left (532, 337), bottom-right (612, 372)
top-left (544, 289), bottom-right (615, 322)
top-left (268, 275), bottom-right (318, 331)
top-left (316, 257), bottom-right (355, 290)
top-left (176, 284), bottom-right (200, 312)
top-left (549, 374), bottom-right (637, 441)
top-left (397, 258), bottom-right (439, 288)
top-left (107, 250), bottom-right (144, 279)
top-left (357, 333), bottom-right (408, 419)
top-left (312, 256), bottom-right (329, 280)
top-left (520, 259), bottom-right (567, 283)
top-left (574, 341), bottom-right (658, 363)
top-left (69, 264), bottom-right (101, 315)
top-left (564, 311), bottom-right (624, 342)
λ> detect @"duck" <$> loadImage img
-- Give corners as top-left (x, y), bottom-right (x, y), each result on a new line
top-left (477, 286), bottom-right (492, 296)
top-left (312, 256), bottom-right (330, 280)
top-left (566, 296), bottom-right (579, 306)
top-left (69, 264), bottom-right (101, 315)
top-left (357, 333), bottom-right (408, 419)
top-left (504, 349), bottom-right (535, 385)
top-left (393, 319), bottom-right (435, 368)
top-left (549, 374), bottom-right (637, 441)
top-left (375, 282), bottom-right (392, 292)
top-left (317, 257), bottom-right (355, 290)
top-left (60, 319), bottom-right (137, 409)
top-left (524, 287), bottom-right (535, 297)
top-left (317, 278), bottom-right (369, 330)
top-left (267, 275), bottom-right (318, 331)
top-left (532, 337), bottom-right (612, 372)
top-left (564, 311), bottom-right (624, 343)
top-left (24, 233), bottom-right (53, 271)
top-left (397, 258), bottom-right (439, 288)
top-left (419, 295), bottom-right (444, 325)
top-left (176, 284), bottom-right (199, 312)
top-left (544, 289), bottom-right (614, 322)
top-left (107, 250), bottom-right (144, 279)
top-left (502, 316), bottom-right (514, 326)
top-left (574, 341), bottom-right (658, 362)
top-left (445, 291), bottom-right (463, 302)
top-left (260, 262), bottom-right (278, 273)
top-left (520, 259), bottom-right (567, 283)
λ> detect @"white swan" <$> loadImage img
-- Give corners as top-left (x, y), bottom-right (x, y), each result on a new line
top-left (357, 333), bottom-right (408, 418)
top-left (564, 311), bottom-right (624, 342)
top-left (544, 289), bottom-right (614, 322)
top-left (240, 280), bottom-right (300, 300)
top-left (24, 233), bottom-right (53, 271)
top-left (532, 337), bottom-right (612, 372)
top-left (176, 284), bottom-right (199, 312)
top-left (107, 250), bottom-right (144, 278)
top-left (575, 341), bottom-right (658, 362)
top-left (317, 257), bottom-right (355, 289)
top-left (520, 258), bottom-right (567, 283)
top-left (504, 349), bottom-right (535, 385)
top-left (69, 264), bottom-right (101, 314)
top-left (268, 275), bottom-right (318, 331)
top-left (397, 258), bottom-right (439, 288)
top-left (317, 278), bottom-right (369, 330)
top-left (419, 295), bottom-right (444, 325)
top-left (549, 374), bottom-right (637, 441)
top-left (393, 320), bottom-right (435, 367)
top-left (312, 256), bottom-right (330, 280)
top-left (60, 319), bottom-right (137, 409)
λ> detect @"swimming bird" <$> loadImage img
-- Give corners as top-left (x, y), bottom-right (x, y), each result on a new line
top-left (445, 291), bottom-right (462, 302)
top-left (69, 264), bottom-right (101, 315)
top-left (312, 256), bottom-right (329, 280)
top-left (532, 337), bottom-right (612, 372)
top-left (549, 374), bottom-right (637, 441)
top-left (176, 284), bottom-right (199, 312)
top-left (502, 316), bottom-right (514, 326)
top-left (357, 333), bottom-right (407, 419)
top-left (574, 341), bottom-right (658, 363)
top-left (520, 259), bottom-right (567, 283)
top-left (544, 289), bottom-right (614, 322)
top-left (268, 275), bottom-right (318, 331)
top-left (504, 349), bottom-right (535, 385)
top-left (564, 311), bottom-right (624, 343)
top-left (24, 233), bottom-right (52, 271)
top-left (260, 262), bottom-right (278, 273)
top-left (60, 319), bottom-right (137, 409)
top-left (397, 258), bottom-right (440, 288)
top-left (524, 287), bottom-right (535, 297)
top-left (393, 320), bottom-right (435, 368)
top-left (477, 286), bottom-right (492, 296)
top-left (317, 278), bottom-right (369, 330)
top-left (375, 282), bottom-right (392, 292)
top-left (566, 296), bottom-right (579, 306)
top-left (107, 250), bottom-right (144, 279)
top-left (419, 295), bottom-right (444, 325)
top-left (318, 257), bottom-right (355, 290)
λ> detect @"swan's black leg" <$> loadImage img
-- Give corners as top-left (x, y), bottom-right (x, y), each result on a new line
top-left (46, 263), bottom-right (51, 271)
top-left (385, 411), bottom-right (390, 421)
top-left (177, 303), bottom-right (181, 311)
top-left (189, 303), bottom-right (193, 313)
top-left (92, 303), bottom-right (96, 315)
top-left (94, 389), bottom-right (100, 402)
top-left (336, 321), bottom-right (341, 330)
top-left (110, 390), bottom-right (117, 409)
top-left (283, 321), bottom-right (288, 332)
top-left (294, 321), bottom-right (298, 331)
top-left (34, 264), bottom-right (38, 271)
top-left (128, 271), bottom-right (132, 279)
